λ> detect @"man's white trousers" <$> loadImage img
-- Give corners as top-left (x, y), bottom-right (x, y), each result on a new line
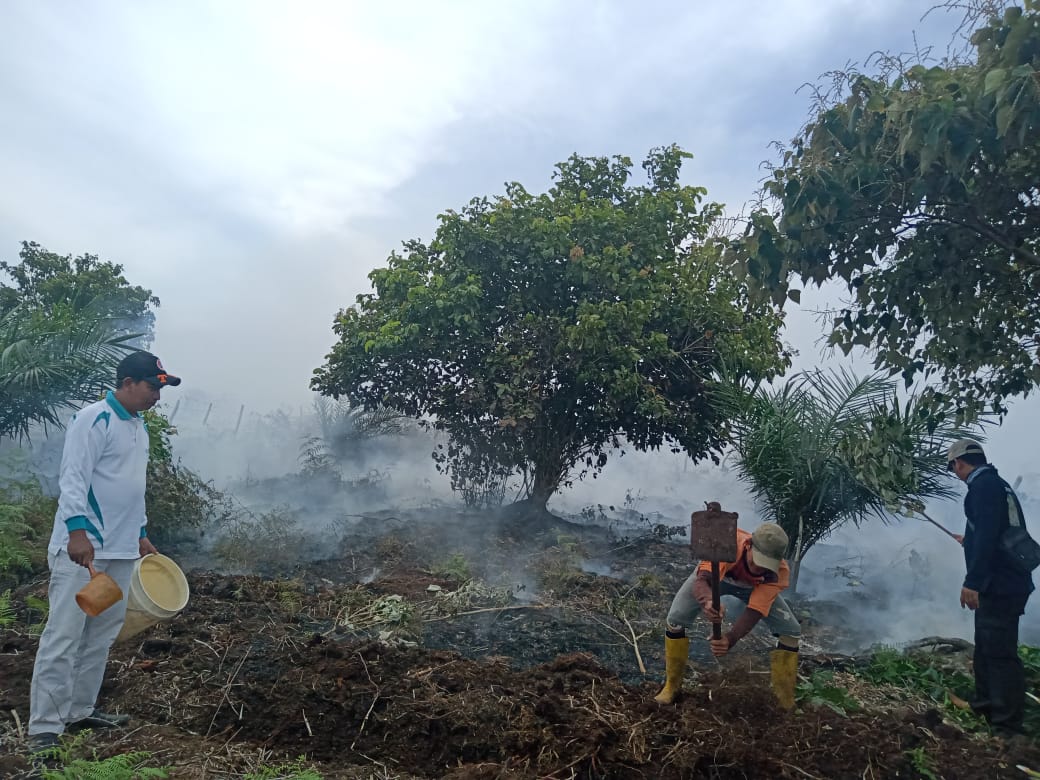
top-left (28, 551), bottom-right (134, 736)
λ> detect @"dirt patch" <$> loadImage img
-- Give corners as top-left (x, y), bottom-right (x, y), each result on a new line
top-left (1, 511), bottom-right (1037, 778)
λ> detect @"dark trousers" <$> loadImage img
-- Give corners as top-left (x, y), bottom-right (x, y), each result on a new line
top-left (973, 592), bottom-right (1029, 734)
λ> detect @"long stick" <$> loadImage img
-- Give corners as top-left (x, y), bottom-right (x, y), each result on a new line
top-left (421, 604), bottom-right (550, 623)
top-left (582, 612), bottom-right (650, 675)
top-left (622, 614), bottom-right (647, 674)
top-left (915, 509), bottom-right (961, 542)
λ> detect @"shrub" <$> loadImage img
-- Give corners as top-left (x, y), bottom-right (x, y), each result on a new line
top-left (143, 409), bottom-right (236, 544)
top-left (0, 478), bottom-right (56, 588)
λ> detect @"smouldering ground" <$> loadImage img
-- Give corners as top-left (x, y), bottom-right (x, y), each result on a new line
top-left (1, 509), bottom-right (1036, 778)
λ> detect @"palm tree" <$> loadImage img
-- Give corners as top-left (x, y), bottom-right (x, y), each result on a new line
top-left (0, 301), bottom-right (136, 440)
top-left (310, 396), bottom-right (409, 463)
top-left (721, 369), bottom-right (972, 589)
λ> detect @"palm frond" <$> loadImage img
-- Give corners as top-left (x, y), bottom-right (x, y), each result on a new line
top-left (312, 396), bottom-right (408, 461)
top-left (723, 368), bottom-right (976, 578)
top-left (0, 300), bottom-right (136, 440)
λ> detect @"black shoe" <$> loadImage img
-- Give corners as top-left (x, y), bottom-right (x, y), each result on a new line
top-left (971, 699), bottom-right (993, 716)
top-left (28, 731), bottom-right (63, 773)
top-left (27, 732), bottom-right (61, 754)
top-left (995, 730), bottom-right (1034, 751)
top-left (66, 709), bottom-right (130, 731)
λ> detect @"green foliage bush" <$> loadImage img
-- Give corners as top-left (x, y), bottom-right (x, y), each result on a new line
top-left (430, 552), bottom-right (473, 582)
top-left (0, 478), bottom-right (56, 588)
top-left (859, 645), bottom-right (1040, 737)
top-left (32, 734), bottom-right (168, 779)
top-left (243, 757), bottom-right (323, 780)
top-left (40, 751), bottom-right (168, 780)
top-left (0, 589), bottom-right (14, 628)
top-left (145, 460), bottom-right (236, 544)
top-left (143, 409), bottom-right (236, 544)
top-left (795, 670), bottom-right (861, 716)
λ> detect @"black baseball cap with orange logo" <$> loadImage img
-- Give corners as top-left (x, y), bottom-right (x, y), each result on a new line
top-left (116, 351), bottom-right (182, 388)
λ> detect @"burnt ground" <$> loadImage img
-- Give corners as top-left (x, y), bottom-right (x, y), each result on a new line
top-left (1, 508), bottom-right (1038, 779)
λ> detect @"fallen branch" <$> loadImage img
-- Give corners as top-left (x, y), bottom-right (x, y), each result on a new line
top-left (904, 636), bottom-right (973, 653)
top-left (622, 614), bottom-right (647, 674)
top-left (422, 604), bottom-right (551, 623)
top-left (206, 646), bottom-right (251, 737)
top-left (781, 763), bottom-right (824, 780)
top-left (583, 612), bottom-right (651, 675)
top-left (352, 651), bottom-right (381, 751)
top-left (10, 708), bottom-right (23, 739)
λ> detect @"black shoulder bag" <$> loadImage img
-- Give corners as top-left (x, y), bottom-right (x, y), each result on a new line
top-left (999, 484), bottom-right (1040, 575)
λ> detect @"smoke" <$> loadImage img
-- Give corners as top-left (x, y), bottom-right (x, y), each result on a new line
top-left (547, 443), bottom-right (1040, 651)
top-left (163, 393), bottom-right (449, 501)
top-left (162, 394), bottom-right (1039, 651)
top-left (8, 383), bottom-right (1038, 654)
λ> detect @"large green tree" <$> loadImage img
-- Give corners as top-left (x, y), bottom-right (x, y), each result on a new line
top-left (1, 241), bottom-right (159, 342)
top-left (313, 146), bottom-right (789, 513)
top-left (733, 2), bottom-right (1040, 419)
top-left (0, 241), bottom-right (158, 440)
top-left (722, 370), bottom-right (969, 589)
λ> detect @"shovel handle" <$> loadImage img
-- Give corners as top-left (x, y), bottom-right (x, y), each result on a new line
top-left (710, 560), bottom-right (722, 640)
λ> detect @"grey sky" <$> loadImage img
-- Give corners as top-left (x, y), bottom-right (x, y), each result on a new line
top-left (2, 0), bottom-right (1033, 457)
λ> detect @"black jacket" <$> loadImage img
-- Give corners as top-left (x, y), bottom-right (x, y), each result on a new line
top-left (963, 465), bottom-right (1035, 596)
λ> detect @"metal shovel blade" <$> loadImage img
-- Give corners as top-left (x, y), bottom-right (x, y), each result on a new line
top-left (690, 508), bottom-right (738, 563)
top-left (690, 505), bottom-right (738, 641)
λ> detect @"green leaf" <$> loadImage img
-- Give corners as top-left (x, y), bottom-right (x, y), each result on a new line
top-left (996, 104), bottom-right (1014, 137)
top-left (983, 67), bottom-right (1006, 95)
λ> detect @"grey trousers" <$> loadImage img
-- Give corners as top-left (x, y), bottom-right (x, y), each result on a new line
top-left (28, 551), bottom-right (134, 736)
top-left (665, 571), bottom-right (801, 638)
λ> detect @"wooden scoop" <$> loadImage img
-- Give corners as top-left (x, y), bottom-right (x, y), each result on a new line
top-left (75, 563), bottom-right (124, 617)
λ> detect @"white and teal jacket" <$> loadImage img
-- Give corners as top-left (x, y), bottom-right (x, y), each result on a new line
top-left (47, 391), bottom-right (150, 559)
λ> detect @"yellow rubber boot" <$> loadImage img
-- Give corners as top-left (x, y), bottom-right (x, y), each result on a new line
top-left (770, 636), bottom-right (799, 710)
top-left (653, 635), bottom-right (690, 704)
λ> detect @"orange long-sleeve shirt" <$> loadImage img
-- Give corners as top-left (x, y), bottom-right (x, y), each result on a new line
top-left (696, 528), bottom-right (790, 616)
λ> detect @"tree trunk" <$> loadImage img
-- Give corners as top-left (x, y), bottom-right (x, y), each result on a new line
top-left (526, 444), bottom-right (567, 514)
top-left (501, 462), bottom-right (560, 531)
top-left (528, 471), bottom-right (555, 514)
top-left (789, 515), bottom-right (805, 592)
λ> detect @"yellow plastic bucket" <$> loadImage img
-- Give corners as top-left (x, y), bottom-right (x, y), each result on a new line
top-left (116, 554), bottom-right (190, 642)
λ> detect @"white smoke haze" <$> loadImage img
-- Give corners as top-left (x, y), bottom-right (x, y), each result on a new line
top-left (551, 442), bottom-right (1040, 650)
top-left (138, 399), bottom-right (1038, 652)
top-left (6, 384), bottom-right (1039, 652)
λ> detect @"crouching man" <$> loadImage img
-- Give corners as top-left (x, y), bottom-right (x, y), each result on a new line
top-left (655, 505), bottom-right (801, 708)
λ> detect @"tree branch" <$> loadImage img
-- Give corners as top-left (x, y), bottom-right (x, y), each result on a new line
top-left (910, 209), bottom-right (1040, 269)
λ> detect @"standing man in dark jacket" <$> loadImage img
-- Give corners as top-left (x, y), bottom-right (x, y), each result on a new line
top-left (947, 438), bottom-right (1034, 738)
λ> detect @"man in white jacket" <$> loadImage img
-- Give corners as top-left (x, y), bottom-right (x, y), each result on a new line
top-left (28, 351), bottom-right (181, 753)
